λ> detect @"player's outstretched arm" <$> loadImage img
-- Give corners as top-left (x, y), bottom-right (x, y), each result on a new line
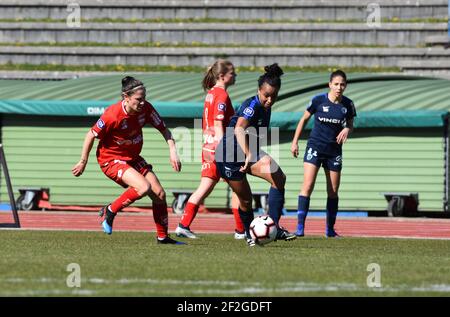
top-left (161, 128), bottom-right (182, 172)
top-left (291, 110), bottom-right (312, 158)
top-left (72, 131), bottom-right (96, 177)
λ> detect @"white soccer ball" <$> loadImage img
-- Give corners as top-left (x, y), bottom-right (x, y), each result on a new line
top-left (249, 215), bottom-right (277, 245)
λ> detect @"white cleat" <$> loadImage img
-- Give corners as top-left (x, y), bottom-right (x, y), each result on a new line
top-left (234, 231), bottom-right (246, 240)
top-left (175, 226), bottom-right (198, 239)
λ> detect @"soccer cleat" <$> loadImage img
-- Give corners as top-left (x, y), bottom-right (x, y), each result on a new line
top-left (326, 228), bottom-right (341, 238)
top-left (101, 220), bottom-right (112, 235)
top-left (175, 225), bottom-right (197, 239)
top-left (234, 230), bottom-right (246, 240)
top-left (99, 205), bottom-right (114, 235)
top-left (157, 236), bottom-right (186, 245)
top-left (246, 238), bottom-right (256, 247)
top-left (275, 227), bottom-right (297, 241)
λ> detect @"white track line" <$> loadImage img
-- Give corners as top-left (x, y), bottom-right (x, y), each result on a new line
top-left (2, 278), bottom-right (450, 295)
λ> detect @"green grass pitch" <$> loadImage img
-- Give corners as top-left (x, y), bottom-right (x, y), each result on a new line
top-left (1, 230), bottom-right (450, 296)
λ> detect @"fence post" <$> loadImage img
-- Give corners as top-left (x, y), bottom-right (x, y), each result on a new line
top-left (0, 144), bottom-right (20, 228)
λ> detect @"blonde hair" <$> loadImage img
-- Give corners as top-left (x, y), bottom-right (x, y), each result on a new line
top-left (202, 59), bottom-right (234, 91)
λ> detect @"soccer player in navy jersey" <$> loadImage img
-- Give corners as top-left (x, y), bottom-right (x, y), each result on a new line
top-left (216, 64), bottom-right (297, 246)
top-left (291, 70), bottom-right (356, 237)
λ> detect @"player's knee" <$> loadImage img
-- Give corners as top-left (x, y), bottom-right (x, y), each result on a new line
top-left (302, 183), bottom-right (315, 196)
top-left (240, 197), bottom-right (252, 210)
top-left (327, 185), bottom-right (339, 197)
top-left (261, 155), bottom-right (272, 165)
top-left (327, 191), bottom-right (338, 198)
top-left (136, 183), bottom-right (151, 197)
top-left (151, 187), bottom-right (166, 203)
top-left (157, 189), bottom-right (166, 202)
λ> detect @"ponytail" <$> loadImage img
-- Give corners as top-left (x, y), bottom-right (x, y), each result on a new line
top-left (257, 63), bottom-right (284, 89)
top-left (202, 59), bottom-right (234, 91)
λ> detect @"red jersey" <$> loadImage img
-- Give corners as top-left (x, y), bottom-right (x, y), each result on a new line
top-left (91, 100), bottom-right (166, 165)
top-left (202, 86), bottom-right (234, 159)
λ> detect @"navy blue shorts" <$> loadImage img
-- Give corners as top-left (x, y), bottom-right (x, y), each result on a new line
top-left (216, 160), bottom-right (245, 181)
top-left (303, 145), bottom-right (342, 172)
top-left (216, 150), bottom-right (268, 181)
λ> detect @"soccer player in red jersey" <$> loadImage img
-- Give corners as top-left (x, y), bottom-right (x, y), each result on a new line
top-left (72, 76), bottom-right (185, 244)
top-left (175, 59), bottom-right (245, 239)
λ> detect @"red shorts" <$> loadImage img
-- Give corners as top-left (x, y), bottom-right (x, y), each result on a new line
top-left (201, 149), bottom-right (221, 181)
top-left (201, 160), bottom-right (221, 181)
top-left (100, 156), bottom-right (153, 188)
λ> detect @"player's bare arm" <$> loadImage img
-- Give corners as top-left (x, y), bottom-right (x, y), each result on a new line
top-left (291, 110), bottom-right (312, 158)
top-left (234, 117), bottom-right (252, 172)
top-left (213, 120), bottom-right (224, 144)
top-left (72, 130), bottom-right (96, 177)
top-left (161, 127), bottom-right (182, 172)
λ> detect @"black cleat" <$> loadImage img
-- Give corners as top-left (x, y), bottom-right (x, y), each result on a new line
top-left (326, 229), bottom-right (341, 238)
top-left (157, 236), bottom-right (186, 245)
top-left (275, 227), bottom-right (297, 241)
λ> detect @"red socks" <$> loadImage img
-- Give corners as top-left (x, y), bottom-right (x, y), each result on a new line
top-left (180, 203), bottom-right (244, 233)
top-left (232, 208), bottom-right (245, 233)
top-left (180, 202), bottom-right (199, 228)
top-left (110, 187), bottom-right (142, 213)
top-left (110, 190), bottom-right (245, 237)
top-left (108, 186), bottom-right (169, 239)
top-left (153, 202), bottom-right (169, 238)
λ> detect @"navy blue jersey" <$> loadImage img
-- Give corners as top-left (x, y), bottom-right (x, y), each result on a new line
top-left (228, 95), bottom-right (271, 131)
top-left (306, 93), bottom-right (356, 154)
top-left (218, 95), bottom-right (270, 164)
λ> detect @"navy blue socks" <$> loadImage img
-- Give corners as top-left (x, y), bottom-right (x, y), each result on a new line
top-left (326, 197), bottom-right (339, 236)
top-left (238, 207), bottom-right (254, 239)
top-left (296, 196), bottom-right (339, 237)
top-left (296, 195), bottom-right (310, 236)
top-left (268, 187), bottom-right (285, 225)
